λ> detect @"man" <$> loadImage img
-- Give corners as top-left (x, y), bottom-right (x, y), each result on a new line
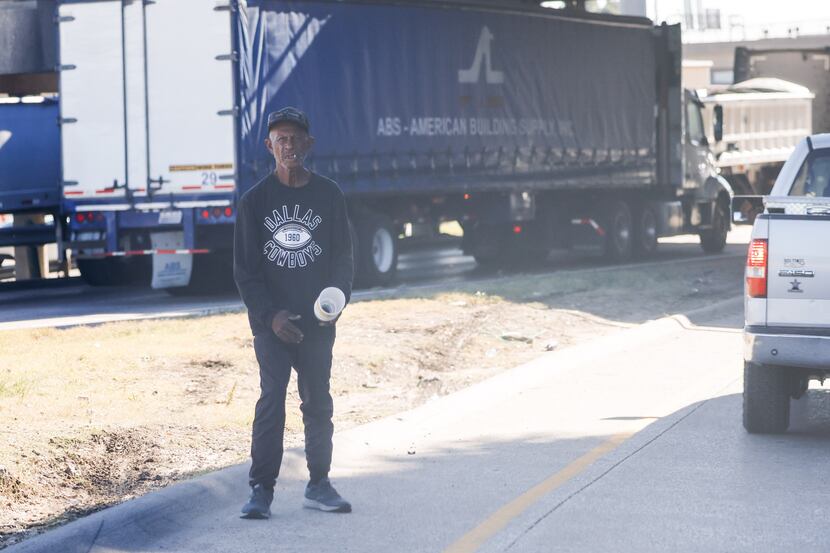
top-left (234, 107), bottom-right (354, 519)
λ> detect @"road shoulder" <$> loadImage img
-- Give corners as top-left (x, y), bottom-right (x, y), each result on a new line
top-left (7, 314), bottom-right (743, 553)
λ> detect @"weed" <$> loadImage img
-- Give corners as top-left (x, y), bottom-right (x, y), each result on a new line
top-left (225, 381), bottom-right (237, 406)
top-left (0, 378), bottom-right (31, 399)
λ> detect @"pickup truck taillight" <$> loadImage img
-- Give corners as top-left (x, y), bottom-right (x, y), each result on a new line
top-left (746, 239), bottom-right (768, 298)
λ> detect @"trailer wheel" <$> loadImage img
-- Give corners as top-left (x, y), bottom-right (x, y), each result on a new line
top-left (473, 251), bottom-right (502, 268)
top-left (78, 258), bottom-right (117, 286)
top-left (165, 253), bottom-right (234, 296)
top-left (602, 200), bottom-right (633, 262)
top-left (632, 204), bottom-right (659, 258)
top-left (354, 214), bottom-right (397, 287)
top-left (78, 257), bottom-right (148, 287)
top-left (699, 200), bottom-right (729, 254)
top-left (743, 361), bottom-right (790, 434)
top-left (464, 223), bottom-right (503, 268)
top-left (465, 223), bottom-right (547, 269)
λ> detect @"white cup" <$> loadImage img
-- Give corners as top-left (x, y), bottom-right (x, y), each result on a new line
top-left (314, 287), bottom-right (346, 322)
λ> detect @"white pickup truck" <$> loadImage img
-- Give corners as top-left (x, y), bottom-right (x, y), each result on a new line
top-left (735, 133), bottom-right (830, 433)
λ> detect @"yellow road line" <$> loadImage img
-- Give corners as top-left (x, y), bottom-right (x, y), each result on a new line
top-left (443, 432), bottom-right (633, 553)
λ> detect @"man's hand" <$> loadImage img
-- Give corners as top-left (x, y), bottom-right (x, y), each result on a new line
top-left (271, 310), bottom-right (303, 343)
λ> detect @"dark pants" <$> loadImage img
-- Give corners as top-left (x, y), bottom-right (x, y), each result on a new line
top-left (249, 331), bottom-right (335, 489)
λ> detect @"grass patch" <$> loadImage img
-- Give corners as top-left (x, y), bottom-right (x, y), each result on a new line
top-left (0, 377), bottom-right (31, 399)
top-left (0, 253), bottom-right (746, 546)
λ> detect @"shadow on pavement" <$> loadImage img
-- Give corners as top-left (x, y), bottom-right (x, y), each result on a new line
top-left (12, 387), bottom-right (830, 553)
top-left (504, 391), bottom-right (830, 553)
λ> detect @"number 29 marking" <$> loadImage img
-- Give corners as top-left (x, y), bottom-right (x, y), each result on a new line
top-left (201, 172), bottom-right (218, 185)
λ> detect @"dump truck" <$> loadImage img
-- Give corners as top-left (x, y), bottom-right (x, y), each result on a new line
top-left (702, 78), bottom-right (814, 195)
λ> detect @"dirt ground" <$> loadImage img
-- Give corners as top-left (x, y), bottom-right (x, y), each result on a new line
top-left (0, 253), bottom-right (745, 548)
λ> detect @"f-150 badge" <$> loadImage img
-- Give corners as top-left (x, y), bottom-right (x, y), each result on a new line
top-left (778, 269), bottom-right (814, 278)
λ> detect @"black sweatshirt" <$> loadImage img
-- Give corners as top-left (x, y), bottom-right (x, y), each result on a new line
top-left (233, 172), bottom-right (354, 336)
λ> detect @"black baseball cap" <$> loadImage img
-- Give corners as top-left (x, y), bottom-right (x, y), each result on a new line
top-left (267, 107), bottom-right (310, 132)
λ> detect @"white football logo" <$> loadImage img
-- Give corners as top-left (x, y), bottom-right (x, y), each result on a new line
top-left (274, 224), bottom-right (312, 250)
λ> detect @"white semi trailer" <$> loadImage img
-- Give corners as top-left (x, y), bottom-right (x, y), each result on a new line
top-left (55, 0), bottom-right (733, 292)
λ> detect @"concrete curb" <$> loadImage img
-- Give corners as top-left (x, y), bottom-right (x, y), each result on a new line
top-left (6, 452), bottom-right (309, 553)
top-left (0, 302), bottom-right (247, 332)
top-left (6, 314), bottom-right (697, 553)
top-left (671, 294), bottom-right (744, 332)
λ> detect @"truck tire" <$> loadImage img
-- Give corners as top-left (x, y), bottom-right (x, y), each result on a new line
top-left (472, 251), bottom-right (501, 268)
top-left (474, 244), bottom-right (546, 269)
top-left (743, 361), bottom-right (791, 434)
top-left (354, 213), bottom-right (397, 287)
top-left (465, 223), bottom-right (547, 269)
top-left (602, 200), bottom-right (633, 262)
top-left (77, 258), bottom-right (116, 286)
top-left (165, 253), bottom-right (235, 296)
top-left (632, 204), bottom-right (659, 258)
top-left (725, 173), bottom-right (753, 195)
top-left (465, 223), bottom-right (508, 269)
top-left (78, 257), bottom-right (147, 287)
top-left (699, 200), bottom-right (729, 253)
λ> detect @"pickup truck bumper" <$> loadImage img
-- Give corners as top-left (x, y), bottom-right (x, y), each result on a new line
top-left (745, 328), bottom-right (830, 371)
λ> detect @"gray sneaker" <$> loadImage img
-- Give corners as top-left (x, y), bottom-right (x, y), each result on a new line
top-left (241, 484), bottom-right (273, 519)
top-left (303, 478), bottom-right (352, 513)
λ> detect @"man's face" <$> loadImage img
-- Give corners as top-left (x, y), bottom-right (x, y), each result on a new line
top-left (266, 123), bottom-right (314, 170)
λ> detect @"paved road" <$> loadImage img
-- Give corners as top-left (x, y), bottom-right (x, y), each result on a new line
top-left (0, 230), bottom-right (750, 330)
top-left (12, 296), bottom-right (830, 553)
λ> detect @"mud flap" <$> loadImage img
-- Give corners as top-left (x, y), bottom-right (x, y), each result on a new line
top-left (151, 231), bottom-right (192, 289)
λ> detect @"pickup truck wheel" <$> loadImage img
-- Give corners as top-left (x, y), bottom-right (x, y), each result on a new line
top-left (633, 204), bottom-right (659, 258)
top-left (602, 200), bottom-right (633, 262)
top-left (743, 361), bottom-right (791, 434)
top-left (699, 201), bottom-right (728, 253)
top-left (354, 214), bottom-right (398, 287)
